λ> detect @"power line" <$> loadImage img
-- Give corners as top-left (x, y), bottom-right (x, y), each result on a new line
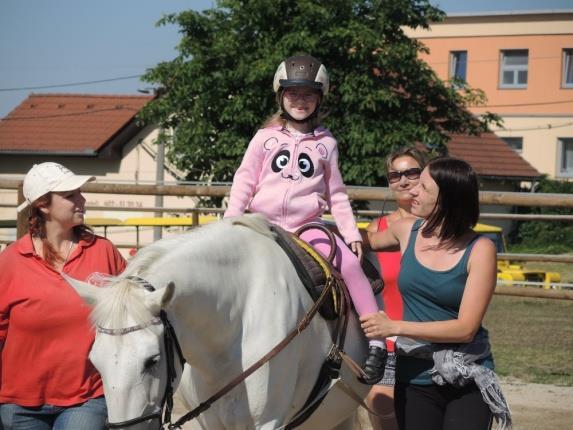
top-left (491, 121), bottom-right (573, 132)
top-left (425, 53), bottom-right (568, 67)
top-left (0, 75), bottom-right (143, 92)
top-left (0, 106), bottom-right (140, 121)
top-left (472, 99), bottom-right (573, 108)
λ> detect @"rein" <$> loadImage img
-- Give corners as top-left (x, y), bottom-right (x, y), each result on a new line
top-left (100, 248), bottom-right (345, 430)
top-left (169, 271), bottom-right (338, 429)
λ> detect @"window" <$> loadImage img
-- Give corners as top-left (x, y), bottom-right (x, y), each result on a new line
top-left (563, 49), bottom-right (573, 88)
top-left (558, 138), bottom-right (573, 176)
top-left (450, 51), bottom-right (467, 82)
top-left (502, 137), bottom-right (523, 154)
top-left (500, 50), bottom-right (528, 88)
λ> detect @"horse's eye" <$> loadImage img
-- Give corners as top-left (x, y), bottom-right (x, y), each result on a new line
top-left (143, 354), bottom-right (160, 370)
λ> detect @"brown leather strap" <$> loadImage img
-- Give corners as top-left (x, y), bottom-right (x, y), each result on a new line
top-left (336, 379), bottom-right (396, 420)
top-left (168, 276), bottom-right (337, 429)
top-left (294, 223), bottom-right (338, 263)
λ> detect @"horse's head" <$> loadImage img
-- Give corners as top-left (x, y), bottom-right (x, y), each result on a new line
top-left (66, 274), bottom-right (181, 430)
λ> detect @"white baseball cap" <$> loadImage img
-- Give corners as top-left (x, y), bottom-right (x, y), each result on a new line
top-left (17, 162), bottom-right (95, 212)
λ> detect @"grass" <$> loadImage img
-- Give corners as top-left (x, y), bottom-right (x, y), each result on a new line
top-left (484, 295), bottom-right (573, 386)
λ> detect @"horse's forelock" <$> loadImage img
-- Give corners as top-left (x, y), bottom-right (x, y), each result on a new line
top-left (91, 278), bottom-right (154, 330)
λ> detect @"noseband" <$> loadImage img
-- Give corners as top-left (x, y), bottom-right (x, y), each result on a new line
top-left (97, 276), bottom-right (185, 429)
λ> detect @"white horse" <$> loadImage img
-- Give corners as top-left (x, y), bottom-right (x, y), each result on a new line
top-left (67, 215), bottom-right (370, 429)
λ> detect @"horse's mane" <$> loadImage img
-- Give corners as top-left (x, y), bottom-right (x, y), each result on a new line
top-left (230, 214), bottom-right (275, 239)
top-left (90, 235), bottom-right (185, 330)
top-left (90, 214), bottom-right (275, 330)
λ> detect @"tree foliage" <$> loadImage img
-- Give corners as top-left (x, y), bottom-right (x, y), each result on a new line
top-left (140, 0), bottom-right (499, 185)
top-left (509, 178), bottom-right (573, 254)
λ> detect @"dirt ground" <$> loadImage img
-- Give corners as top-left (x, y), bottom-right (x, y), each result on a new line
top-left (172, 378), bottom-right (573, 429)
top-left (355, 379), bottom-right (573, 430)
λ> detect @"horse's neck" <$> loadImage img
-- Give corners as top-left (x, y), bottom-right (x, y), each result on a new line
top-left (163, 260), bottom-right (246, 380)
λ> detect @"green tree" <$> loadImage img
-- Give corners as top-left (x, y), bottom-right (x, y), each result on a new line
top-left (510, 177), bottom-right (573, 254)
top-left (140, 0), bottom-right (499, 185)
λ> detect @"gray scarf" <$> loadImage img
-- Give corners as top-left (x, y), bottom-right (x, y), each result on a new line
top-left (395, 329), bottom-right (512, 430)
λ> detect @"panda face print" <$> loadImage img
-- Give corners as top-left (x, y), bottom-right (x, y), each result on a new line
top-left (271, 150), bottom-right (315, 179)
top-left (264, 137), bottom-right (328, 182)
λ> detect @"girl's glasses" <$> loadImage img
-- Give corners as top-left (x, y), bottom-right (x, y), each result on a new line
top-left (387, 168), bottom-right (421, 183)
top-left (283, 90), bottom-right (318, 102)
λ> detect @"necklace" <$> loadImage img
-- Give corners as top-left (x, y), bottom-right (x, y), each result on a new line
top-left (62, 239), bottom-right (75, 266)
top-left (33, 236), bottom-right (76, 272)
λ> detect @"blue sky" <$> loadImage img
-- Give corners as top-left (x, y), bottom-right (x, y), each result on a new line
top-left (1, 0), bottom-right (572, 117)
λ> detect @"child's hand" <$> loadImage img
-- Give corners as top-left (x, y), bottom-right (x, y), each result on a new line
top-left (350, 241), bottom-right (363, 262)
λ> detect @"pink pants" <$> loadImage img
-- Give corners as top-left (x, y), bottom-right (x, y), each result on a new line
top-left (299, 228), bottom-right (379, 317)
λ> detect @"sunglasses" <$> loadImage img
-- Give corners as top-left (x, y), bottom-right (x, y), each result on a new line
top-left (387, 167), bottom-right (422, 184)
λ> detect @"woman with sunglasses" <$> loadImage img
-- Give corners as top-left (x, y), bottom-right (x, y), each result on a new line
top-left (225, 55), bottom-right (387, 384)
top-left (364, 147), bottom-right (425, 430)
top-left (361, 157), bottom-right (508, 430)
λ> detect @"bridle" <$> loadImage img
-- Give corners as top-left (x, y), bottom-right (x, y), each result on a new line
top-left (98, 264), bottom-right (345, 430)
top-left (96, 276), bottom-right (185, 429)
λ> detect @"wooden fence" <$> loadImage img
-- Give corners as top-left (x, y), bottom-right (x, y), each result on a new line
top-left (1, 179), bottom-right (572, 300)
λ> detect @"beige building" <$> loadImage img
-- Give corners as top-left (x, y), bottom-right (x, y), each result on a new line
top-left (0, 94), bottom-right (199, 251)
top-left (404, 10), bottom-right (573, 180)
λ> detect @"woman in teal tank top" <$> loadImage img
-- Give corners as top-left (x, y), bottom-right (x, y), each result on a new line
top-left (362, 157), bottom-right (508, 430)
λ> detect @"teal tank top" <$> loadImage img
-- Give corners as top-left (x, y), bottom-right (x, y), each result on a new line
top-left (396, 219), bottom-right (494, 385)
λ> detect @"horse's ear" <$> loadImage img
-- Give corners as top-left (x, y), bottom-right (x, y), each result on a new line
top-left (144, 281), bottom-right (175, 314)
top-left (62, 273), bottom-right (103, 305)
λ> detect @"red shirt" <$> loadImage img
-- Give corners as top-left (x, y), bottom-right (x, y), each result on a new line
top-left (0, 234), bottom-right (126, 407)
top-left (376, 217), bottom-right (404, 352)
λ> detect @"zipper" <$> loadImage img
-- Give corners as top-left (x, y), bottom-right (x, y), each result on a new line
top-left (280, 128), bottom-right (318, 228)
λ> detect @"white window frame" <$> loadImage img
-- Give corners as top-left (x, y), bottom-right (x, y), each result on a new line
top-left (449, 51), bottom-right (468, 83)
top-left (499, 50), bottom-right (528, 89)
top-left (557, 138), bottom-right (573, 178)
top-left (502, 137), bottom-right (523, 154)
top-left (563, 49), bottom-right (573, 88)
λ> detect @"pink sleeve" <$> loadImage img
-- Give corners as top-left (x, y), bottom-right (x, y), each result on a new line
top-left (224, 132), bottom-right (265, 218)
top-left (325, 141), bottom-right (362, 244)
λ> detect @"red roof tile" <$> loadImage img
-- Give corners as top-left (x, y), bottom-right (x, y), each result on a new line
top-left (447, 133), bottom-right (540, 179)
top-left (1, 95), bottom-right (540, 180)
top-left (0, 94), bottom-right (154, 154)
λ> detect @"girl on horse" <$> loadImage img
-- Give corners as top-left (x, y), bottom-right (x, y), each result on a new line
top-left (225, 54), bottom-right (386, 384)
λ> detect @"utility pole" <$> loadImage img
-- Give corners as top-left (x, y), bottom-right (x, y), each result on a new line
top-left (154, 139), bottom-right (165, 241)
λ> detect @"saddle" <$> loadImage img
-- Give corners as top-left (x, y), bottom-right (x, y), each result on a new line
top-left (271, 223), bottom-right (383, 320)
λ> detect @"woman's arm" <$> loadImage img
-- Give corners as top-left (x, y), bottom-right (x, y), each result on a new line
top-left (360, 237), bottom-right (497, 343)
top-left (367, 218), bottom-right (411, 252)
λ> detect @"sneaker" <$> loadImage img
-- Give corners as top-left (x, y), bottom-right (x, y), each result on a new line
top-left (358, 345), bottom-right (387, 385)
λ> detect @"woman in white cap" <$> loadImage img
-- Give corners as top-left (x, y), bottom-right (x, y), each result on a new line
top-left (0, 162), bottom-right (126, 429)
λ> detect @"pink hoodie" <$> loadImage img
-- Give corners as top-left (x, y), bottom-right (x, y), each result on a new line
top-left (225, 125), bottom-right (362, 244)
